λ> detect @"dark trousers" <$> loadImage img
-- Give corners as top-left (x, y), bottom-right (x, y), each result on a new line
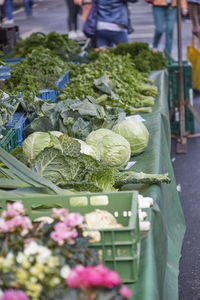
top-left (65, 0), bottom-right (80, 31)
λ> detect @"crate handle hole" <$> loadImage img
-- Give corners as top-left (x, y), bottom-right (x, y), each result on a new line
top-left (128, 211), bottom-right (132, 217)
top-left (123, 211), bottom-right (128, 217)
top-left (90, 195), bottom-right (108, 206)
top-left (114, 211), bottom-right (119, 217)
top-left (70, 197), bottom-right (88, 207)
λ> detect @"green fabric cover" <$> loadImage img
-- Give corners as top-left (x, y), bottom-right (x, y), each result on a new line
top-left (126, 70), bottom-right (185, 300)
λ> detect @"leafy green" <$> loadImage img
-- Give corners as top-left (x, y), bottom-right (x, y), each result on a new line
top-left (0, 90), bottom-right (22, 131)
top-left (114, 171), bottom-right (171, 188)
top-left (12, 31), bottom-right (81, 59)
top-left (26, 134), bottom-right (170, 192)
top-left (22, 131), bottom-right (63, 162)
top-left (5, 48), bottom-right (69, 102)
top-left (28, 96), bottom-right (126, 140)
top-left (0, 146), bottom-right (65, 194)
top-left (111, 41), bottom-right (167, 72)
top-left (58, 52), bottom-right (158, 114)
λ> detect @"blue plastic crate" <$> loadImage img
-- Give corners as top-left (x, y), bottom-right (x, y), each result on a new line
top-left (5, 58), bottom-right (24, 65)
top-left (0, 65), bottom-right (11, 80)
top-left (0, 58), bottom-right (24, 80)
top-left (5, 112), bottom-right (29, 146)
top-left (37, 89), bottom-right (59, 103)
top-left (55, 70), bottom-right (69, 90)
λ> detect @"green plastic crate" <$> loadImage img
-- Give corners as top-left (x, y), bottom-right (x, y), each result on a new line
top-left (0, 129), bottom-right (18, 152)
top-left (0, 191), bottom-right (140, 283)
top-left (168, 60), bottom-right (195, 134)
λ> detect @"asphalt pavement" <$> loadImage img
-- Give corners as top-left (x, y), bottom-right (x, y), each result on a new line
top-left (2, 1), bottom-right (199, 299)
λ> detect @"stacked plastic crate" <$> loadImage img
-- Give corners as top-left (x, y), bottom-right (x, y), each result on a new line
top-left (168, 60), bottom-right (194, 134)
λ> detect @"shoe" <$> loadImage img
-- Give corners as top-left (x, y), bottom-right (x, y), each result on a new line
top-left (68, 30), bottom-right (78, 40)
top-left (76, 30), bottom-right (85, 39)
top-left (3, 18), bottom-right (14, 25)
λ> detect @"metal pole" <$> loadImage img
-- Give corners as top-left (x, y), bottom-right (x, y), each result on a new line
top-left (176, 0), bottom-right (187, 153)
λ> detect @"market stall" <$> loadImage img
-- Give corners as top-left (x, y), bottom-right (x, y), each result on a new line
top-left (0, 38), bottom-right (185, 300)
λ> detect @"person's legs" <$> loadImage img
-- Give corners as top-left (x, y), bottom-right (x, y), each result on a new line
top-left (96, 30), bottom-right (113, 47)
top-left (152, 6), bottom-right (165, 50)
top-left (96, 30), bottom-right (129, 48)
top-left (65, 0), bottom-right (78, 31)
top-left (189, 2), bottom-right (200, 36)
top-left (24, 0), bottom-right (32, 15)
top-left (111, 31), bottom-right (129, 45)
top-left (165, 6), bottom-right (177, 54)
top-left (5, 0), bottom-right (13, 20)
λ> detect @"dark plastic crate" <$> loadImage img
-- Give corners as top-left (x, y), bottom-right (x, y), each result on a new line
top-left (0, 191), bottom-right (140, 283)
top-left (5, 112), bottom-right (29, 146)
top-left (0, 129), bottom-right (18, 152)
top-left (168, 60), bottom-right (194, 134)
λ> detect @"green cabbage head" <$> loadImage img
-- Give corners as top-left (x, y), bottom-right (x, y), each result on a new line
top-left (86, 128), bottom-right (131, 169)
top-left (75, 139), bottom-right (100, 161)
top-left (23, 131), bottom-right (63, 162)
top-left (112, 118), bottom-right (149, 156)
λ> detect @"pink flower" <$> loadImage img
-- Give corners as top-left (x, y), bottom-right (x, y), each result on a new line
top-left (66, 265), bottom-right (121, 290)
top-left (64, 213), bottom-right (84, 228)
top-left (50, 222), bottom-right (78, 245)
top-left (84, 266), bottom-right (105, 288)
top-left (103, 270), bottom-right (121, 288)
top-left (52, 208), bottom-right (69, 221)
top-left (0, 289), bottom-right (30, 300)
top-left (2, 203), bottom-right (25, 219)
top-left (66, 265), bottom-right (85, 288)
top-left (0, 216), bottom-right (32, 236)
top-left (119, 285), bottom-right (132, 299)
top-left (10, 202), bottom-right (25, 214)
top-left (0, 217), bottom-right (9, 232)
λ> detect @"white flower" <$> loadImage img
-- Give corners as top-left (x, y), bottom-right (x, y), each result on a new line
top-left (24, 241), bottom-right (40, 256)
top-left (6, 252), bottom-right (14, 261)
top-left (60, 265), bottom-right (71, 278)
top-left (0, 289), bottom-right (3, 298)
top-left (36, 247), bottom-right (51, 264)
top-left (16, 252), bottom-right (26, 264)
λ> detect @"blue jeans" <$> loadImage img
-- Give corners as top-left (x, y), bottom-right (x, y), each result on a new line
top-left (5, 0), bottom-right (13, 20)
top-left (152, 5), bottom-right (177, 55)
top-left (24, 0), bottom-right (33, 15)
top-left (96, 30), bottom-right (129, 48)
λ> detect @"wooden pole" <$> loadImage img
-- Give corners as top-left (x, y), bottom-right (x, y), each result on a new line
top-left (176, 0), bottom-right (187, 153)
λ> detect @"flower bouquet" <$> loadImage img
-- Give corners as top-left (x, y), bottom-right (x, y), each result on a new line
top-left (0, 202), bottom-right (132, 300)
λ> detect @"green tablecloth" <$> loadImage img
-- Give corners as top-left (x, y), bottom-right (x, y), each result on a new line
top-left (126, 70), bottom-right (185, 300)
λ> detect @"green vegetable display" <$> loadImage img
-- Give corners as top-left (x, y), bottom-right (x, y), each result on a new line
top-left (58, 52), bottom-right (158, 114)
top-left (27, 96), bottom-right (126, 140)
top-left (5, 48), bottom-right (69, 101)
top-left (86, 128), bottom-right (131, 169)
top-left (11, 32), bottom-right (81, 59)
top-left (111, 42), bottom-right (167, 73)
top-left (112, 118), bottom-right (149, 156)
top-left (13, 133), bottom-right (171, 193)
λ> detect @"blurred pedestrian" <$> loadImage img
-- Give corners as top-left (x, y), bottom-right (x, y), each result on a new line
top-left (96, 0), bottom-right (137, 48)
top-left (188, 0), bottom-right (200, 36)
top-left (0, 0), bottom-right (4, 24)
top-left (4, 0), bottom-right (14, 24)
top-left (152, 0), bottom-right (188, 54)
top-left (24, 0), bottom-right (34, 16)
top-left (65, 0), bottom-right (83, 39)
